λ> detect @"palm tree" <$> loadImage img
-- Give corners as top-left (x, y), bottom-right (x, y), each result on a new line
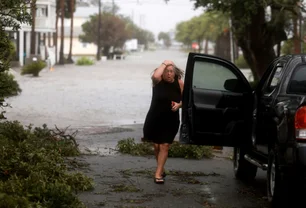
top-left (67, 0), bottom-right (75, 63)
top-left (30, 0), bottom-right (37, 56)
top-left (59, 0), bottom-right (65, 64)
top-left (55, 0), bottom-right (59, 63)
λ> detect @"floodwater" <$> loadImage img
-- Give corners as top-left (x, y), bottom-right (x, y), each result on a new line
top-left (5, 49), bottom-right (252, 129)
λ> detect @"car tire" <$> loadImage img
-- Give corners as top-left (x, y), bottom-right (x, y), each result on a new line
top-left (266, 147), bottom-right (300, 208)
top-left (233, 147), bottom-right (257, 180)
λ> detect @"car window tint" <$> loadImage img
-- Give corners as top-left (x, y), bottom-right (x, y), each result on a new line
top-left (192, 61), bottom-right (238, 91)
top-left (288, 65), bottom-right (306, 94)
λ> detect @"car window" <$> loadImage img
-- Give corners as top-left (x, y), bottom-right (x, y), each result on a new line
top-left (288, 65), bottom-right (306, 94)
top-left (264, 66), bottom-right (283, 94)
top-left (192, 61), bottom-right (240, 92)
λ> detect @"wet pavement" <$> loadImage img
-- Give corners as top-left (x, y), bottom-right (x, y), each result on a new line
top-left (75, 124), bottom-right (269, 208)
top-left (5, 49), bottom-right (266, 208)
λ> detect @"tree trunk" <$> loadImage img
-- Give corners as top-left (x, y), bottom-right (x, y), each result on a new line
top-left (214, 32), bottom-right (231, 61)
top-left (30, 0), bottom-right (36, 55)
top-left (67, 0), bottom-right (74, 63)
top-left (277, 42), bottom-right (281, 57)
top-left (55, 4), bottom-right (59, 64)
top-left (232, 5), bottom-right (286, 81)
top-left (96, 0), bottom-right (102, 60)
top-left (59, 0), bottom-right (65, 65)
top-left (198, 39), bottom-right (202, 53)
top-left (103, 46), bottom-right (111, 59)
top-left (294, 16), bottom-right (301, 54)
top-left (204, 39), bottom-right (208, 54)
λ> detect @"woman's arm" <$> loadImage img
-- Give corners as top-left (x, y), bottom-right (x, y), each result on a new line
top-left (178, 79), bottom-right (184, 108)
top-left (171, 79), bottom-right (184, 112)
top-left (151, 60), bottom-right (173, 85)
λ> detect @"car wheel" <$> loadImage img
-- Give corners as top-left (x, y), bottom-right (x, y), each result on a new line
top-left (267, 147), bottom-right (293, 207)
top-left (233, 147), bottom-right (257, 180)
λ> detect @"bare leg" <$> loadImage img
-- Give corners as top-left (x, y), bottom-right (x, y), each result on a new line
top-left (155, 143), bottom-right (170, 178)
top-left (154, 143), bottom-right (159, 162)
top-left (154, 143), bottom-right (165, 174)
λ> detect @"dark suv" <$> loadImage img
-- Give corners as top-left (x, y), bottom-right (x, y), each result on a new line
top-left (180, 53), bottom-right (306, 207)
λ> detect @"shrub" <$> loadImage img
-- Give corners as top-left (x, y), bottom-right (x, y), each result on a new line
top-left (76, 57), bottom-right (94, 66)
top-left (116, 138), bottom-right (213, 159)
top-left (0, 121), bottom-right (94, 207)
top-left (0, 71), bottom-right (21, 98)
top-left (21, 60), bottom-right (46, 77)
top-left (234, 55), bottom-right (249, 69)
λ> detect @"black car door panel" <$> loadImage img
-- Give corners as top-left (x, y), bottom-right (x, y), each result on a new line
top-left (180, 53), bottom-right (253, 147)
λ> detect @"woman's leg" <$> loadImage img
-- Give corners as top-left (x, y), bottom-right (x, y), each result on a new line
top-left (153, 143), bottom-right (159, 162)
top-left (155, 143), bottom-right (170, 179)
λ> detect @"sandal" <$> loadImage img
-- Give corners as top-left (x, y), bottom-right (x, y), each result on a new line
top-left (154, 177), bottom-right (164, 184)
top-left (162, 172), bottom-right (167, 178)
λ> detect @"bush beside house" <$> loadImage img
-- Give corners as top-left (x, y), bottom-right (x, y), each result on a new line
top-left (21, 60), bottom-right (46, 77)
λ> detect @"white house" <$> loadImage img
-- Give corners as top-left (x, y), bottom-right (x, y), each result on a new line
top-left (57, 7), bottom-right (98, 59)
top-left (6, 0), bottom-right (57, 66)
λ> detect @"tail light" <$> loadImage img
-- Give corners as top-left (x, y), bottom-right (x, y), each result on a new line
top-left (295, 106), bottom-right (306, 140)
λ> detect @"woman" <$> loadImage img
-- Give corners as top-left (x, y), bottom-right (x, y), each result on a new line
top-left (143, 60), bottom-right (184, 184)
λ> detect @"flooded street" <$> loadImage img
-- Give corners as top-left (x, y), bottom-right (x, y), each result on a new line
top-left (5, 50), bottom-right (188, 128)
top-left (5, 49), bottom-right (251, 129)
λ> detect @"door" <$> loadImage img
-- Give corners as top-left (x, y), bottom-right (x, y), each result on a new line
top-left (180, 53), bottom-right (253, 147)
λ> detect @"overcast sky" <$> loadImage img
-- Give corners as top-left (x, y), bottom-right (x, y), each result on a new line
top-left (111, 0), bottom-right (204, 36)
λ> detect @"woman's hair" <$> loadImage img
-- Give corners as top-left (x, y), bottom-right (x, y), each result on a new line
top-left (151, 64), bottom-right (185, 80)
top-left (173, 65), bottom-right (184, 80)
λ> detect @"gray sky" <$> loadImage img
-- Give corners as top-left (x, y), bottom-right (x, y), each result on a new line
top-left (111, 0), bottom-right (204, 36)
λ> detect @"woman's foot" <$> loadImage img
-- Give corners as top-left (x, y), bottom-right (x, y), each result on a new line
top-left (154, 177), bottom-right (164, 184)
top-left (162, 171), bottom-right (167, 178)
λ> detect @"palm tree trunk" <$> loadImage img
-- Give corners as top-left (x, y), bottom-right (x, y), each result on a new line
top-left (30, 0), bottom-right (37, 55)
top-left (55, 3), bottom-right (59, 63)
top-left (67, 0), bottom-right (74, 63)
top-left (294, 16), bottom-right (301, 54)
top-left (59, 0), bottom-right (65, 65)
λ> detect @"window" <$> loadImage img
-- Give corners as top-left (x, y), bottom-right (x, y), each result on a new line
top-left (288, 65), bottom-right (306, 94)
top-left (36, 7), bottom-right (47, 17)
top-left (192, 61), bottom-right (239, 92)
top-left (264, 66), bottom-right (283, 94)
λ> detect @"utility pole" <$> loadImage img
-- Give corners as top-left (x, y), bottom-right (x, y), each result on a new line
top-left (96, 0), bottom-right (101, 60)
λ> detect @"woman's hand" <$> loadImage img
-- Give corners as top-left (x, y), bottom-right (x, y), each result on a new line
top-left (171, 101), bottom-right (181, 112)
top-left (163, 60), bottom-right (174, 66)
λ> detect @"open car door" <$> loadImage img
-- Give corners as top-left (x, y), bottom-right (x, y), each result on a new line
top-left (180, 53), bottom-right (253, 147)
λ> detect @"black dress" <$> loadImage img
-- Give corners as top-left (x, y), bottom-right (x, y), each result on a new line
top-left (143, 78), bottom-right (182, 144)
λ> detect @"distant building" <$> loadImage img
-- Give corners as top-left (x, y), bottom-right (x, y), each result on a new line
top-left (57, 7), bottom-right (98, 59)
top-left (5, 0), bottom-right (57, 66)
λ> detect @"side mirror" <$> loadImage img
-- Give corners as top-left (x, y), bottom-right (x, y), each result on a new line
top-left (224, 79), bottom-right (245, 93)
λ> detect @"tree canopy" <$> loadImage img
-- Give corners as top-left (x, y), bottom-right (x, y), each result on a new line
top-left (79, 12), bottom-right (130, 56)
top-left (0, 0), bottom-right (32, 116)
top-left (123, 17), bottom-right (155, 49)
top-left (175, 0), bottom-right (303, 80)
top-left (175, 11), bottom-right (229, 48)
top-left (158, 32), bottom-right (172, 48)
